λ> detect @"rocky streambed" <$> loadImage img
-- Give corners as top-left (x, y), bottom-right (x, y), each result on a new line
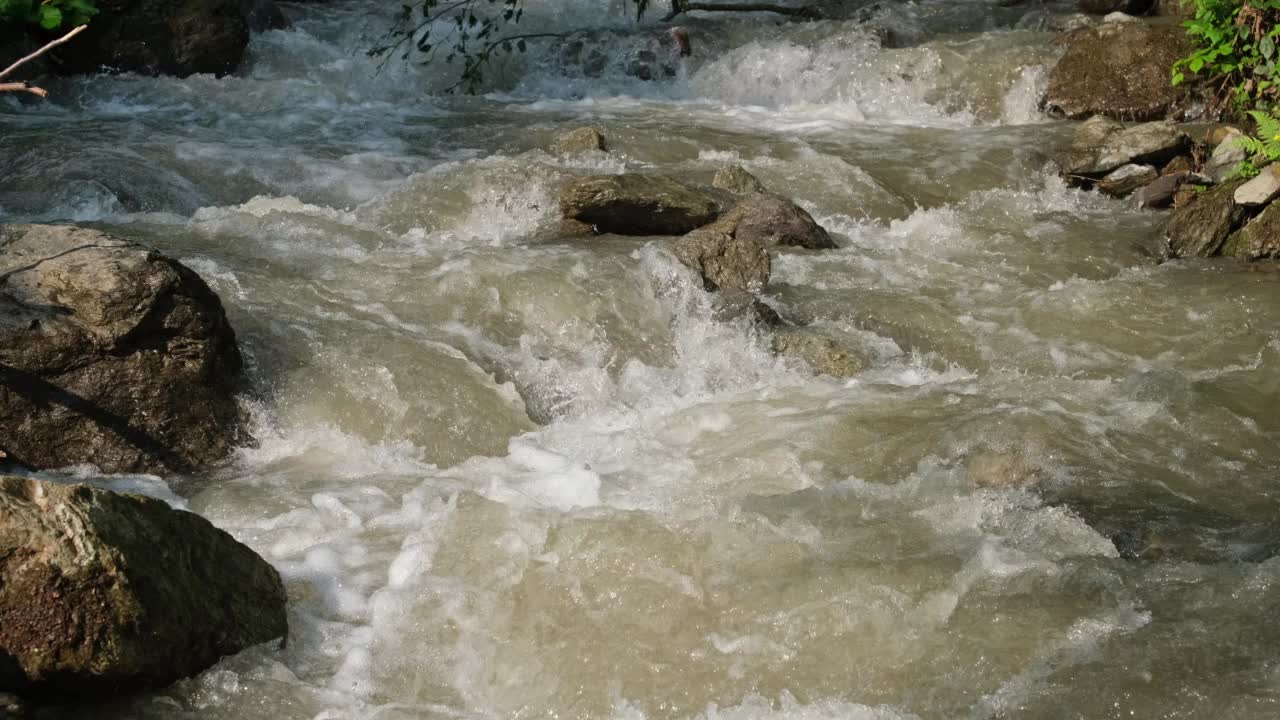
top-left (2, 0), bottom-right (1279, 718)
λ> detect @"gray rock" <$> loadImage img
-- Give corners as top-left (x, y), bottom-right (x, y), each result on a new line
top-left (0, 224), bottom-right (249, 474)
top-left (1234, 164), bottom-right (1280, 206)
top-left (553, 127), bottom-right (607, 155)
top-left (56, 0), bottom-right (249, 77)
top-left (714, 193), bottom-right (836, 250)
top-left (712, 165), bottom-right (767, 195)
top-left (1044, 22), bottom-right (1191, 121)
top-left (1205, 129), bottom-right (1248, 182)
top-left (1221, 201), bottom-right (1280, 260)
top-left (710, 289), bottom-right (782, 327)
top-left (1060, 118), bottom-right (1190, 176)
top-left (559, 175), bottom-right (724, 236)
top-left (1097, 164), bottom-right (1159, 197)
top-left (1078, 0), bottom-right (1153, 13)
top-left (1157, 179), bottom-right (1248, 257)
top-left (770, 329), bottom-right (867, 378)
top-left (669, 229), bottom-right (771, 292)
top-left (0, 475), bottom-right (287, 697)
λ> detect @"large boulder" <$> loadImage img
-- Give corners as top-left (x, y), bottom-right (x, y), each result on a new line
top-left (1044, 21), bottom-right (1191, 120)
top-left (55, 0), bottom-right (250, 77)
top-left (1221, 201), bottom-right (1280, 260)
top-left (1058, 117), bottom-right (1190, 177)
top-left (1157, 179), bottom-right (1249, 257)
top-left (559, 175), bottom-right (724, 236)
top-left (0, 476), bottom-right (287, 697)
top-left (0, 224), bottom-right (249, 475)
top-left (714, 193), bottom-right (837, 250)
top-left (668, 228), bottom-right (771, 292)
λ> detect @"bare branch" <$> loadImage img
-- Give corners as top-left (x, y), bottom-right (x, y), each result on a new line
top-left (0, 24), bottom-right (89, 82)
top-left (663, 1), bottom-right (822, 21)
top-left (0, 81), bottom-right (49, 97)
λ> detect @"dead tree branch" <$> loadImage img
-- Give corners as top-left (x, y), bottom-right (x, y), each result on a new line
top-left (0, 24), bottom-right (88, 98)
top-left (662, 1), bottom-right (823, 21)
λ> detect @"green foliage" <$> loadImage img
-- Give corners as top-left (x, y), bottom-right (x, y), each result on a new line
top-left (1171, 0), bottom-right (1280, 114)
top-left (1231, 108), bottom-right (1280, 177)
top-left (371, 0), bottom-right (652, 93)
top-left (0, 0), bottom-right (96, 30)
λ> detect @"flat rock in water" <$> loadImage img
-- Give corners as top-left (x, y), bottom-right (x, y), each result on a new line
top-left (1044, 22), bottom-right (1190, 121)
top-left (1060, 118), bottom-right (1190, 176)
top-left (1234, 164), bottom-right (1280, 206)
top-left (1157, 179), bottom-right (1248, 257)
top-left (0, 476), bottom-right (287, 697)
top-left (668, 228), bottom-right (771, 292)
top-left (1221, 201), bottom-right (1280, 260)
top-left (715, 193), bottom-right (837, 250)
top-left (559, 175), bottom-right (724, 235)
top-left (1098, 164), bottom-right (1159, 197)
top-left (0, 224), bottom-right (249, 474)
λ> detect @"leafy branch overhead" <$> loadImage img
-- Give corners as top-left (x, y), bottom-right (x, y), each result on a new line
top-left (0, 0), bottom-right (96, 30)
top-left (1172, 0), bottom-right (1278, 112)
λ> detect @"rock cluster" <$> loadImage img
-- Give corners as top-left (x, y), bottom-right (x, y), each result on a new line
top-left (1057, 116), bottom-right (1201, 207)
top-left (1159, 166), bottom-right (1280, 260)
top-left (555, 162), bottom-right (869, 377)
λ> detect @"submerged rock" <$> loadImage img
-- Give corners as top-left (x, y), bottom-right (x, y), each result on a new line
top-left (1157, 179), bottom-right (1248, 257)
top-left (0, 475), bottom-right (287, 697)
top-left (669, 228), bottom-right (771, 292)
top-left (714, 193), bottom-right (837, 250)
top-left (1221, 201), bottom-right (1280, 260)
top-left (0, 224), bottom-right (249, 474)
top-left (1044, 22), bottom-right (1191, 121)
top-left (553, 127), bottom-right (608, 155)
top-left (770, 329), bottom-right (866, 378)
top-left (712, 165), bottom-right (767, 195)
top-left (710, 289), bottom-right (783, 327)
top-left (559, 175), bottom-right (723, 235)
top-left (56, 0), bottom-right (251, 77)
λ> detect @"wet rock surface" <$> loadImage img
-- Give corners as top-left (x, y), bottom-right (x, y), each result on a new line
top-left (559, 175), bottom-right (724, 235)
top-left (669, 227), bottom-right (771, 292)
top-left (0, 224), bottom-right (249, 474)
top-left (1044, 21), bottom-right (1191, 121)
top-left (55, 0), bottom-right (251, 77)
top-left (0, 475), bottom-right (287, 698)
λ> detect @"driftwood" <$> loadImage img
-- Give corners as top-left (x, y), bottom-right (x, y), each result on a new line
top-left (663, 1), bottom-right (824, 21)
top-left (0, 24), bottom-right (88, 98)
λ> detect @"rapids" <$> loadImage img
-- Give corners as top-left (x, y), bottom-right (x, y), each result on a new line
top-left (2, 0), bottom-right (1279, 717)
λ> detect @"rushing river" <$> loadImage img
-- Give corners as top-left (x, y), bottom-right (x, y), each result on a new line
top-left (3, 0), bottom-right (1280, 717)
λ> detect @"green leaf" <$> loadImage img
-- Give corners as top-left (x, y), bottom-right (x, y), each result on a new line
top-left (1172, 71), bottom-right (1185, 85)
top-left (1263, 36), bottom-right (1276, 60)
top-left (38, 4), bottom-right (61, 28)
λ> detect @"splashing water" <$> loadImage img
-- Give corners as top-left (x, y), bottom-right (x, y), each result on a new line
top-left (3, 0), bottom-right (1280, 718)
